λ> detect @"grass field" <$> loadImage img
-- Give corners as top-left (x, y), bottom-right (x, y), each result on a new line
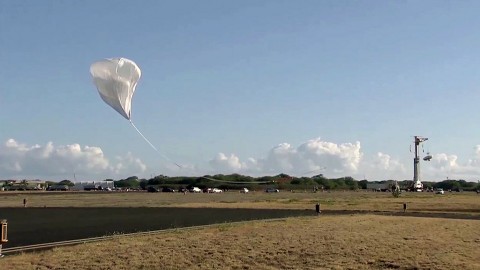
top-left (0, 191), bottom-right (478, 269)
top-left (0, 190), bottom-right (478, 214)
top-left (0, 215), bottom-right (478, 270)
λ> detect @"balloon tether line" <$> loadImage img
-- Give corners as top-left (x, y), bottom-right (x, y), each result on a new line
top-left (129, 120), bottom-right (182, 168)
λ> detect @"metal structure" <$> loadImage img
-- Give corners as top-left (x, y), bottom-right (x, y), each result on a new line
top-left (392, 180), bottom-right (401, 197)
top-left (412, 136), bottom-right (428, 191)
top-left (0, 219), bottom-right (7, 257)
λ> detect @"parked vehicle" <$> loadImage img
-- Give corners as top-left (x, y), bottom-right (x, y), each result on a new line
top-left (212, 188), bottom-right (223, 193)
top-left (83, 184), bottom-right (100, 191)
top-left (435, 188), bottom-right (445, 195)
top-left (240, 188), bottom-right (249, 193)
top-left (162, 187), bottom-right (176, 192)
top-left (147, 186), bottom-right (159, 192)
top-left (265, 188), bottom-right (279, 193)
top-left (190, 187), bottom-right (202, 193)
top-left (47, 185), bottom-right (69, 191)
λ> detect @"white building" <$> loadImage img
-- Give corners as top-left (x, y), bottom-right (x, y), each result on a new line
top-left (72, 180), bottom-right (115, 191)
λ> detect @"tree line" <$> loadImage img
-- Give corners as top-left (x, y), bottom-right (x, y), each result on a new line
top-left (5, 174), bottom-right (478, 192)
top-left (103, 174), bottom-right (479, 191)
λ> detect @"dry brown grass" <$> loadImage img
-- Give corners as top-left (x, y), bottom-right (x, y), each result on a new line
top-left (1, 215), bottom-right (478, 270)
top-left (0, 191), bottom-right (478, 269)
top-left (0, 191), bottom-right (478, 214)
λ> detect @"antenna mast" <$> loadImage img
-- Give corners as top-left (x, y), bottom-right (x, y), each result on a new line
top-left (413, 136), bottom-right (428, 191)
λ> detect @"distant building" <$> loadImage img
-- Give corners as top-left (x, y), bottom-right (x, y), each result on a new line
top-left (24, 180), bottom-right (46, 190)
top-left (1, 180), bottom-right (46, 191)
top-left (72, 180), bottom-right (114, 191)
top-left (47, 185), bottom-right (69, 191)
top-left (366, 181), bottom-right (393, 191)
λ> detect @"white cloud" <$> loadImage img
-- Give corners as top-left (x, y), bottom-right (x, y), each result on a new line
top-left (296, 139), bottom-right (362, 173)
top-left (362, 152), bottom-right (406, 180)
top-left (5, 137), bottom-right (480, 182)
top-left (206, 138), bottom-right (480, 181)
top-left (113, 152), bottom-right (147, 175)
top-left (0, 139), bottom-right (146, 180)
top-left (209, 153), bottom-right (243, 173)
top-left (424, 150), bottom-right (480, 180)
top-left (209, 138), bottom-right (363, 177)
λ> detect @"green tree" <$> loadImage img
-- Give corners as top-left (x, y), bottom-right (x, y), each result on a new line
top-left (139, 179), bottom-right (148, 190)
top-left (312, 174), bottom-right (326, 179)
top-left (291, 179), bottom-right (301, 185)
top-left (125, 176), bottom-right (139, 181)
top-left (343, 177), bottom-right (358, 190)
top-left (315, 178), bottom-right (335, 190)
top-left (331, 178), bottom-right (347, 189)
top-left (358, 180), bottom-right (368, 189)
top-left (59, 180), bottom-right (74, 186)
top-left (114, 178), bottom-right (140, 188)
top-left (20, 179), bottom-right (28, 190)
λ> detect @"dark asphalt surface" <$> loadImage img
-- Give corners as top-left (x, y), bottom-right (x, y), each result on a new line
top-left (0, 207), bottom-right (315, 248)
top-left (0, 207), bottom-right (477, 248)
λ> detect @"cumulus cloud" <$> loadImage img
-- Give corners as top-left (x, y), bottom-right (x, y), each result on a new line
top-left (296, 139), bottom-right (362, 173)
top-left (207, 138), bottom-right (480, 181)
top-left (424, 149), bottom-right (480, 180)
top-left (113, 152), bottom-right (147, 175)
top-left (6, 137), bottom-right (480, 182)
top-left (0, 139), bottom-right (146, 180)
top-left (209, 153), bottom-right (243, 173)
top-left (209, 138), bottom-right (363, 177)
top-left (363, 152), bottom-right (406, 180)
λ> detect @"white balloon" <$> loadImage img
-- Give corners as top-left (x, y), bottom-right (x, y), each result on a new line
top-left (90, 58), bottom-right (181, 168)
top-left (90, 58), bottom-right (141, 120)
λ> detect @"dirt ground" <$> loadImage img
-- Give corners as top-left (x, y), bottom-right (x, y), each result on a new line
top-left (0, 191), bottom-right (478, 269)
top-left (0, 214), bottom-right (478, 270)
top-left (0, 190), bottom-right (478, 214)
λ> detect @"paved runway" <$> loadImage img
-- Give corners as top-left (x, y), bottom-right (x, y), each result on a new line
top-left (0, 207), bottom-right (314, 247)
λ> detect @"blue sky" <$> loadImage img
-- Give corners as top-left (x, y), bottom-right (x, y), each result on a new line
top-left (2, 1), bottom-right (480, 182)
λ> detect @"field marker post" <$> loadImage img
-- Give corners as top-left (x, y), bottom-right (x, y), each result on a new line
top-left (403, 203), bottom-right (407, 212)
top-left (0, 219), bottom-right (7, 257)
top-left (315, 203), bottom-right (321, 214)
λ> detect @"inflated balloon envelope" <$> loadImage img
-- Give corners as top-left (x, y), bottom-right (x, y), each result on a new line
top-left (90, 58), bottom-right (282, 182)
top-left (90, 57), bottom-right (180, 168)
top-left (90, 58), bottom-right (141, 120)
